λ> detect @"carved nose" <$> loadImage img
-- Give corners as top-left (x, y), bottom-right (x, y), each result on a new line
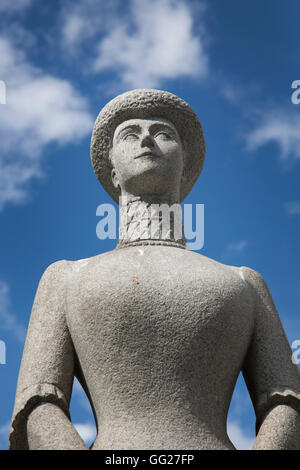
top-left (141, 134), bottom-right (154, 148)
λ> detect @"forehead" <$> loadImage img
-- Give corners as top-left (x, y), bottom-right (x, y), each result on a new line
top-left (113, 117), bottom-right (179, 137)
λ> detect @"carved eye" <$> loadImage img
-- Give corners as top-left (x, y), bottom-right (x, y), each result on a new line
top-left (155, 131), bottom-right (172, 140)
top-left (123, 133), bottom-right (138, 141)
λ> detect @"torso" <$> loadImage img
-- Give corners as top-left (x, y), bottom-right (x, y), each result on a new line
top-left (66, 245), bottom-right (255, 449)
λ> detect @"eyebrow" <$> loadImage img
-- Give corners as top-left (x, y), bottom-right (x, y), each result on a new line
top-left (115, 124), bottom-right (141, 139)
top-left (116, 122), bottom-right (178, 140)
top-left (148, 122), bottom-right (178, 136)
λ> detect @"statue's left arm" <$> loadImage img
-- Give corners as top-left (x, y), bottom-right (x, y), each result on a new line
top-left (241, 266), bottom-right (300, 450)
top-left (9, 260), bottom-right (88, 450)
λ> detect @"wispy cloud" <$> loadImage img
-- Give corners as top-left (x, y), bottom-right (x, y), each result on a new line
top-left (226, 240), bottom-right (248, 254)
top-left (220, 239), bottom-right (248, 263)
top-left (74, 422), bottom-right (97, 446)
top-left (227, 420), bottom-right (254, 450)
top-left (221, 83), bottom-right (244, 105)
top-left (246, 108), bottom-right (300, 161)
top-left (62, 15), bottom-right (90, 49)
top-left (61, 0), bottom-right (208, 89)
top-left (0, 0), bottom-right (33, 14)
top-left (0, 421), bottom-right (9, 450)
top-left (60, 0), bottom-right (117, 50)
top-left (0, 36), bottom-right (93, 210)
top-left (285, 201), bottom-right (300, 216)
top-left (0, 281), bottom-right (26, 342)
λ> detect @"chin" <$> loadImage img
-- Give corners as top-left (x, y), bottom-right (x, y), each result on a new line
top-left (124, 169), bottom-right (179, 196)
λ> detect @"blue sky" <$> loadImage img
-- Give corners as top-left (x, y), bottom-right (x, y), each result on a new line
top-left (0, 0), bottom-right (299, 450)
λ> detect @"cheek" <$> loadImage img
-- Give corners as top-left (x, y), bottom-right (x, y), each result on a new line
top-left (113, 141), bottom-right (140, 161)
top-left (159, 140), bottom-right (181, 154)
top-left (111, 144), bottom-right (130, 167)
top-left (171, 148), bottom-right (184, 178)
top-left (163, 143), bottom-right (184, 167)
top-left (111, 147), bottom-right (137, 180)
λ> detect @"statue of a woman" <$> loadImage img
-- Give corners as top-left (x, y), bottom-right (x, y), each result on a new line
top-left (9, 89), bottom-right (300, 450)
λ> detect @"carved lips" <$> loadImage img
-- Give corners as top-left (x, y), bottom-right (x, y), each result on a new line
top-left (134, 150), bottom-right (159, 159)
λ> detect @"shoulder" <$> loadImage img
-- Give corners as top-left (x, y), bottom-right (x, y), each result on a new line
top-left (235, 266), bottom-right (278, 317)
top-left (239, 266), bottom-right (272, 298)
top-left (30, 261), bottom-right (74, 320)
top-left (239, 265), bottom-right (264, 284)
top-left (193, 253), bottom-right (254, 284)
top-left (189, 254), bottom-right (263, 300)
top-left (40, 251), bottom-right (112, 279)
top-left (41, 252), bottom-right (117, 287)
top-left (195, 256), bottom-right (272, 298)
top-left (68, 250), bottom-right (116, 277)
top-left (31, 260), bottom-right (72, 312)
top-left (38, 259), bottom-right (72, 287)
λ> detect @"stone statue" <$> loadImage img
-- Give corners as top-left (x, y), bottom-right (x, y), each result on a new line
top-left (9, 89), bottom-right (300, 450)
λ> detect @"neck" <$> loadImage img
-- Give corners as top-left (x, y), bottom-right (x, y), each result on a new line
top-left (117, 195), bottom-right (187, 249)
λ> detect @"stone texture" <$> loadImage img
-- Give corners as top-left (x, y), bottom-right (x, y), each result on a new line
top-left (9, 89), bottom-right (300, 450)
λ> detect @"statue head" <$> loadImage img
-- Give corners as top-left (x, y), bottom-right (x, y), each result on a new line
top-left (110, 117), bottom-right (185, 201)
top-left (91, 89), bottom-right (206, 203)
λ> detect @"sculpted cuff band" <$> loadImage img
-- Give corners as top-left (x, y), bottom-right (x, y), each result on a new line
top-left (9, 383), bottom-right (70, 450)
top-left (255, 387), bottom-right (300, 433)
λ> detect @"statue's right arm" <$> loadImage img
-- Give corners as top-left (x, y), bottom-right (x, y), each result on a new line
top-left (26, 402), bottom-right (88, 450)
top-left (240, 266), bottom-right (300, 450)
top-left (9, 260), bottom-right (89, 450)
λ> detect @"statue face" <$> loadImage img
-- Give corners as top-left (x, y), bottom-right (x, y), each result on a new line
top-left (110, 118), bottom-right (184, 199)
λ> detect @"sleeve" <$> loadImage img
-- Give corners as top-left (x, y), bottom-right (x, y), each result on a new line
top-left (9, 260), bottom-right (76, 449)
top-left (241, 266), bottom-right (300, 433)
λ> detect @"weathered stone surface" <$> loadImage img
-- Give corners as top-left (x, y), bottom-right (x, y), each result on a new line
top-left (9, 89), bottom-right (300, 450)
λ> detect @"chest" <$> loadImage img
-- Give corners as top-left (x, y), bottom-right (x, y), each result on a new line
top-left (66, 251), bottom-right (255, 369)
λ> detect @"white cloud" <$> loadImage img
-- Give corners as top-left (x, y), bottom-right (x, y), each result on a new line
top-left (227, 420), bottom-right (254, 450)
top-left (0, 36), bottom-right (93, 210)
top-left (0, 0), bottom-right (32, 14)
top-left (246, 109), bottom-right (300, 161)
top-left (226, 240), bottom-right (248, 254)
top-left (74, 422), bottom-right (97, 446)
top-left (0, 280), bottom-right (26, 342)
top-left (61, 0), bottom-right (208, 89)
top-left (221, 83), bottom-right (244, 105)
top-left (60, 0), bottom-right (118, 50)
top-left (62, 15), bottom-right (89, 49)
top-left (221, 240), bottom-right (248, 263)
top-left (0, 422), bottom-right (9, 450)
top-left (285, 201), bottom-right (300, 216)
top-left (94, 0), bottom-right (208, 88)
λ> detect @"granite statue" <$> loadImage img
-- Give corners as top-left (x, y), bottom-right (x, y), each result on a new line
top-left (9, 89), bottom-right (300, 450)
